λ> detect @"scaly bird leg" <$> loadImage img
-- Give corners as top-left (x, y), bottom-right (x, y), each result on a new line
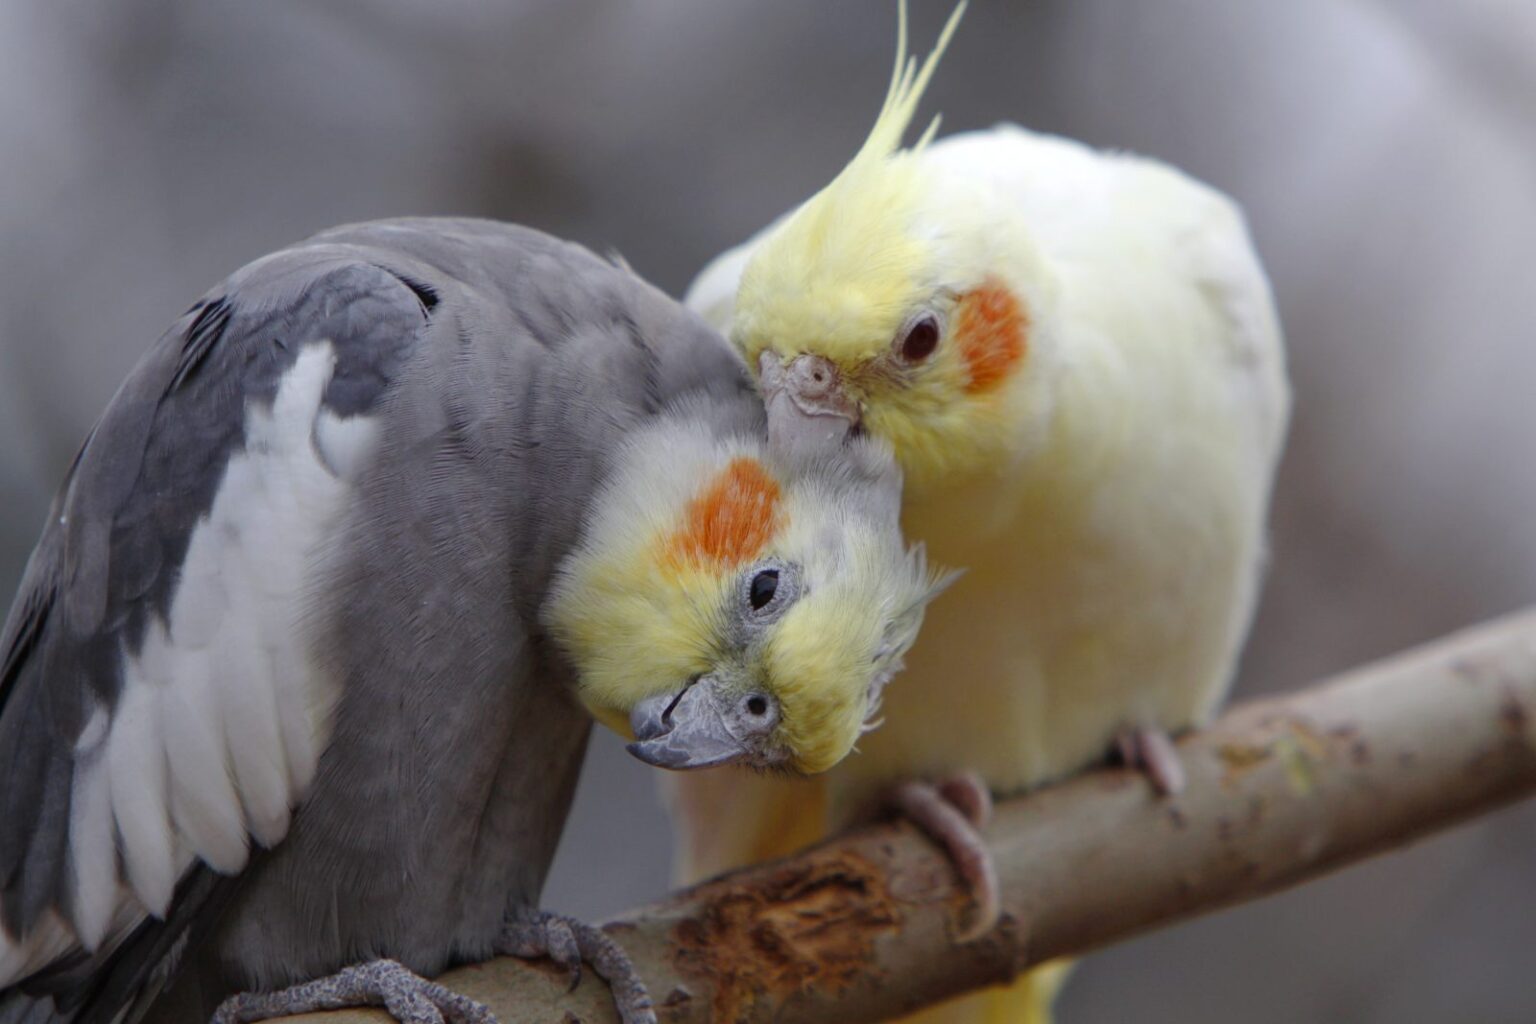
top-left (1115, 725), bottom-right (1187, 796)
top-left (210, 959), bottom-right (494, 1024)
top-left (889, 772), bottom-right (999, 943)
top-left (497, 909), bottom-right (656, 1024)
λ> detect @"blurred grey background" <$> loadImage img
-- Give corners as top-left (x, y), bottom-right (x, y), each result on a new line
top-left (3, 0), bottom-right (1534, 1020)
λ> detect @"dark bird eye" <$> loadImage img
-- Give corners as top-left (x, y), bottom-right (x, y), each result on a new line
top-left (749, 569), bottom-right (779, 610)
top-left (746, 695), bottom-right (769, 716)
top-left (899, 315), bottom-right (941, 362)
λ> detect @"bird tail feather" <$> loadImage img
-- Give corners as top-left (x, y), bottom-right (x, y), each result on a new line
top-left (889, 959), bottom-right (1074, 1024)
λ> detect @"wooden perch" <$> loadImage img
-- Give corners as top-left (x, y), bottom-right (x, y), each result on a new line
top-left (292, 608), bottom-right (1536, 1024)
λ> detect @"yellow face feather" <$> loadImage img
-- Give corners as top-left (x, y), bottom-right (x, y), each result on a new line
top-left (734, 0), bottom-right (961, 374)
top-left (730, 0), bottom-right (1054, 492)
top-left (545, 415), bottom-right (943, 775)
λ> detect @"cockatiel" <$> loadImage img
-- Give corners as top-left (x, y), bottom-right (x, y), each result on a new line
top-left (673, 7), bottom-right (1290, 1023)
top-left (0, 218), bottom-right (940, 1024)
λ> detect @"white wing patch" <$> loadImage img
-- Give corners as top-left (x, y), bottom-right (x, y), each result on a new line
top-left (314, 411), bottom-right (380, 482)
top-left (67, 699), bottom-right (116, 953)
top-left (3, 343), bottom-right (372, 982)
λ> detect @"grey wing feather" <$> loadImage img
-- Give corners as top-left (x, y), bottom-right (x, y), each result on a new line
top-left (0, 246), bottom-right (428, 1016)
top-left (3, 865), bottom-right (239, 1024)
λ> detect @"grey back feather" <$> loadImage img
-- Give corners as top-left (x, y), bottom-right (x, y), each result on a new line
top-left (0, 218), bottom-right (756, 1023)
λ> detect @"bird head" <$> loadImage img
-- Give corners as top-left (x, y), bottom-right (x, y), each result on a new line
top-left (546, 407), bottom-right (948, 775)
top-left (723, 2), bottom-right (1055, 491)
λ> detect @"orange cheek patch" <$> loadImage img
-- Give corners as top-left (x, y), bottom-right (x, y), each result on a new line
top-left (955, 279), bottom-right (1029, 393)
top-left (666, 457), bottom-right (783, 568)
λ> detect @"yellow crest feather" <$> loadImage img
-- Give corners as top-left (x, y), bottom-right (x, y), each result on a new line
top-left (733, 0), bottom-right (968, 355)
top-left (847, 0), bottom-right (966, 174)
top-left (731, 0), bottom-right (981, 490)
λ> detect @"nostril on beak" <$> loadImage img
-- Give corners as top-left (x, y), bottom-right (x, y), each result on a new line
top-left (788, 355), bottom-right (838, 395)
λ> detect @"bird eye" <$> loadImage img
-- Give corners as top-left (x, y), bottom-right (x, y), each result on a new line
top-left (745, 694), bottom-right (769, 716)
top-left (749, 569), bottom-right (779, 610)
top-left (898, 315), bottom-right (941, 362)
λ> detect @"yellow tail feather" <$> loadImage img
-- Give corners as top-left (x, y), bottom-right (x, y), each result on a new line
top-left (891, 959), bottom-right (1074, 1024)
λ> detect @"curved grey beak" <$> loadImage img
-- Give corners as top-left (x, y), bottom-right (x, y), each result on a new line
top-left (626, 676), bottom-right (782, 771)
top-left (759, 351), bottom-right (860, 459)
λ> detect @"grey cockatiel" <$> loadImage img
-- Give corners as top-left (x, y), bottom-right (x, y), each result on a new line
top-left (0, 219), bottom-right (941, 1024)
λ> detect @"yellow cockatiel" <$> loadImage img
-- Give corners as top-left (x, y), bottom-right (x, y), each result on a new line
top-left (671, 6), bottom-right (1290, 1023)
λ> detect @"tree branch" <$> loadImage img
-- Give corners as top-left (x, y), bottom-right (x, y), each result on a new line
top-left (291, 608), bottom-right (1536, 1024)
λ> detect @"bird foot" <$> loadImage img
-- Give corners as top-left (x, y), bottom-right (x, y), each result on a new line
top-left (209, 958), bottom-right (495, 1024)
top-left (889, 772), bottom-right (999, 942)
top-left (497, 909), bottom-right (656, 1024)
top-left (1115, 725), bottom-right (1186, 795)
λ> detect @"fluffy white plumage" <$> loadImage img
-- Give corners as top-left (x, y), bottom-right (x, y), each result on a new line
top-left (676, 122), bottom-right (1289, 1024)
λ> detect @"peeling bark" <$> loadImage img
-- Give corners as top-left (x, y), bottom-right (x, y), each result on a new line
top-left (286, 608), bottom-right (1536, 1024)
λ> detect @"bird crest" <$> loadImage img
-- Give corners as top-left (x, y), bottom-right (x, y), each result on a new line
top-left (845, 0), bottom-right (967, 179)
top-left (734, 1), bottom-right (968, 367)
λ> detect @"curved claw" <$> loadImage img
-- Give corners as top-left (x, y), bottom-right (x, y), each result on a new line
top-left (498, 910), bottom-right (656, 1024)
top-left (890, 775), bottom-right (1000, 942)
top-left (1115, 725), bottom-right (1187, 795)
top-left (545, 917), bottom-right (583, 992)
top-left (937, 772), bottom-right (993, 828)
